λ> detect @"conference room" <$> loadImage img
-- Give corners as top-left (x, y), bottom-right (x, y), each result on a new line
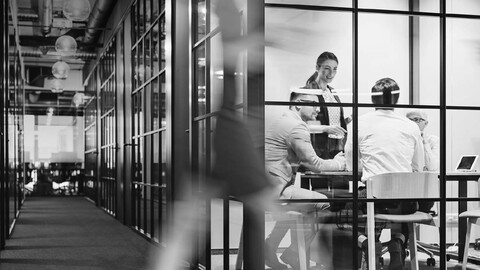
top-left (262, 1), bottom-right (480, 269)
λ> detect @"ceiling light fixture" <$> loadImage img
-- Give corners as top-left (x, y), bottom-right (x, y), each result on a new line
top-left (62, 0), bottom-right (91, 22)
top-left (55, 35), bottom-right (77, 56)
top-left (50, 79), bottom-right (64, 93)
top-left (72, 92), bottom-right (85, 107)
top-left (52, 60), bottom-right (70, 79)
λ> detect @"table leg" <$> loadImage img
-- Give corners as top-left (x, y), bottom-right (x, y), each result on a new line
top-left (458, 181), bottom-right (468, 261)
top-left (301, 177), bottom-right (310, 190)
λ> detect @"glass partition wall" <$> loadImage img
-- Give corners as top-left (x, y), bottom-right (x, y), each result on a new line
top-left (99, 41), bottom-right (117, 216)
top-left (1, 1), bottom-right (25, 252)
top-left (191, 0), bottom-right (249, 269)
top-left (131, 0), bottom-right (167, 243)
top-left (84, 69), bottom-right (98, 203)
top-left (263, 1), bottom-right (480, 270)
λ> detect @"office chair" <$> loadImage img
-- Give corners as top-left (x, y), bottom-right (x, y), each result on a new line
top-left (365, 172), bottom-right (439, 270)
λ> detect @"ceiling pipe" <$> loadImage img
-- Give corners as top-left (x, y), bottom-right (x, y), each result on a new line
top-left (38, 0), bottom-right (53, 36)
top-left (83, 0), bottom-right (116, 44)
top-left (17, 13), bottom-right (39, 21)
top-left (10, 48), bottom-right (96, 60)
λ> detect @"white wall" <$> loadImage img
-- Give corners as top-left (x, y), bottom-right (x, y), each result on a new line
top-left (24, 115), bottom-right (85, 164)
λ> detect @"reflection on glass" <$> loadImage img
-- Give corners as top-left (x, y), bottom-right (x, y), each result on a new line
top-left (152, 78), bottom-right (160, 130)
top-left (160, 20), bottom-right (166, 70)
top-left (160, 75), bottom-right (166, 128)
top-left (197, 120), bottom-right (208, 190)
top-left (132, 47), bottom-right (138, 89)
top-left (196, 0), bottom-right (207, 42)
top-left (145, 34), bottom-right (152, 82)
top-left (152, 22), bottom-right (160, 74)
top-left (195, 45), bottom-right (207, 116)
top-left (145, 0), bottom-right (151, 29)
top-left (210, 34), bottom-right (223, 113)
top-left (446, 18), bottom-right (480, 106)
top-left (138, 0), bottom-right (145, 37)
top-left (152, 0), bottom-right (159, 19)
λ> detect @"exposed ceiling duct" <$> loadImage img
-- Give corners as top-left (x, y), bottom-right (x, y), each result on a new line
top-left (17, 13), bottom-right (39, 21)
top-left (83, 0), bottom-right (116, 44)
top-left (17, 48), bottom-right (96, 60)
top-left (38, 0), bottom-right (53, 36)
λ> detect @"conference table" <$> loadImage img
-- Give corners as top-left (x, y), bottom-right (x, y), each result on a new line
top-left (300, 171), bottom-right (480, 262)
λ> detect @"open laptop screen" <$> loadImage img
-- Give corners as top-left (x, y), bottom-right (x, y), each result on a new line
top-left (456, 155), bottom-right (479, 171)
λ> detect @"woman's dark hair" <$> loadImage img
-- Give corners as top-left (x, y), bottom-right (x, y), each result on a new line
top-left (371, 77), bottom-right (400, 105)
top-left (306, 51), bottom-right (339, 85)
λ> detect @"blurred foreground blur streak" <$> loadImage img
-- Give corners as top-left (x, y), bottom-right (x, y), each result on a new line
top-left (152, 1), bottom-right (274, 269)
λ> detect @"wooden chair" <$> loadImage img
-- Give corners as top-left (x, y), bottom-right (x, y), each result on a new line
top-left (366, 172), bottom-right (439, 270)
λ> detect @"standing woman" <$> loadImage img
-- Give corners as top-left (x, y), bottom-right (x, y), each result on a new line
top-left (305, 51), bottom-right (348, 161)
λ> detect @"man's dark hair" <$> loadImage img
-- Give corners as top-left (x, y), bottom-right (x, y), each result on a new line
top-left (371, 77), bottom-right (400, 105)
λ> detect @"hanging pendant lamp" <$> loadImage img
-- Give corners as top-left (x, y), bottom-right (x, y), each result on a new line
top-left (50, 79), bottom-right (64, 93)
top-left (55, 35), bottom-right (77, 57)
top-left (63, 0), bottom-right (91, 22)
top-left (52, 61), bottom-right (70, 79)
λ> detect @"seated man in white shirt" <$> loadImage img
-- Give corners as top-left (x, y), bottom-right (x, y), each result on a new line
top-left (345, 78), bottom-right (425, 270)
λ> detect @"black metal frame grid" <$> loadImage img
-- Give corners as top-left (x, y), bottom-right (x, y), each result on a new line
top-left (262, 1), bottom-right (480, 269)
top-left (84, 70), bottom-right (98, 203)
top-left (99, 40), bottom-right (118, 216)
top-left (131, 0), bottom-right (167, 244)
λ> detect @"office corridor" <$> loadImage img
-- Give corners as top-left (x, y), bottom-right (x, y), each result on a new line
top-left (0, 197), bottom-right (155, 270)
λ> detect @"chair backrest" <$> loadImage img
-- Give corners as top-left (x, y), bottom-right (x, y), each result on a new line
top-left (366, 172), bottom-right (439, 199)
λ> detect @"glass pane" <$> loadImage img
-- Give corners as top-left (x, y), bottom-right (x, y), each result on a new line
top-left (132, 47), bottom-right (138, 90)
top-left (131, 3), bottom-right (137, 41)
top-left (230, 200), bottom-right (243, 264)
top-left (195, 45), bottom-right (207, 116)
top-left (161, 131), bottom-right (166, 186)
top-left (196, 0), bottom-right (207, 42)
top-left (359, 0), bottom-right (440, 12)
top-left (210, 34), bottom-right (223, 113)
top-left (446, 109), bottom-right (480, 178)
top-left (152, 0), bottom-right (159, 20)
top-left (446, 18), bottom-right (480, 107)
top-left (139, 0), bottom-right (145, 37)
top-left (153, 186), bottom-right (160, 242)
top-left (160, 19), bottom-right (166, 70)
top-left (145, 0), bottom-right (152, 29)
top-left (145, 34), bottom-right (152, 82)
top-left (160, 74), bottom-right (166, 128)
top-left (152, 22), bottom-right (160, 75)
top-left (359, 14), bottom-right (440, 106)
top-left (447, 0), bottom-right (480, 15)
top-left (265, 0), bottom-right (352, 8)
top-left (210, 199), bottom-right (224, 269)
top-left (265, 9), bottom-right (353, 103)
top-left (152, 78), bottom-right (160, 130)
top-left (152, 132), bottom-right (160, 186)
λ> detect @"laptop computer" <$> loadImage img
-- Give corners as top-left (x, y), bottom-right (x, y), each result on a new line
top-left (455, 155), bottom-right (479, 172)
